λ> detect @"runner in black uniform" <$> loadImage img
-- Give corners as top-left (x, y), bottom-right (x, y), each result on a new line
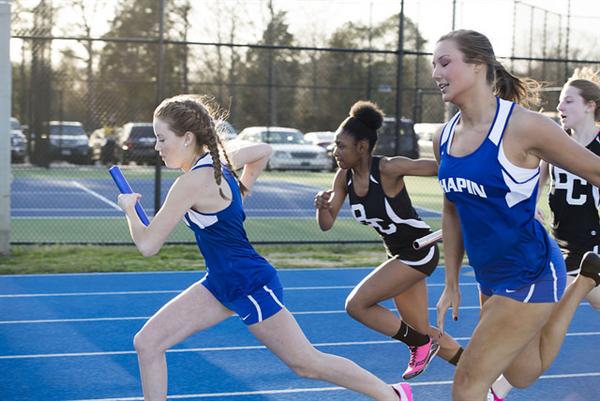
top-left (315, 100), bottom-right (463, 380)
top-left (346, 155), bottom-right (436, 271)
top-left (538, 68), bottom-right (600, 310)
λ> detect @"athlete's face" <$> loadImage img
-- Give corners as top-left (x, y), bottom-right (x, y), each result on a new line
top-left (333, 130), bottom-right (364, 169)
top-left (153, 117), bottom-right (192, 169)
top-left (432, 39), bottom-right (479, 103)
top-left (557, 85), bottom-right (594, 130)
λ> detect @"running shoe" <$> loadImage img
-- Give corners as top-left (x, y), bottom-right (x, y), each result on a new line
top-left (391, 382), bottom-right (413, 401)
top-left (402, 338), bottom-right (440, 379)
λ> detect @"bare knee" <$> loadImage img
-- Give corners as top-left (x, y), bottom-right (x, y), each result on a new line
top-left (133, 328), bottom-right (165, 356)
top-left (287, 351), bottom-right (325, 380)
top-left (453, 365), bottom-right (489, 399)
top-left (344, 293), bottom-right (366, 320)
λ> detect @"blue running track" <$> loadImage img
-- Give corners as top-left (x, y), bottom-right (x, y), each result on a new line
top-left (0, 267), bottom-right (598, 400)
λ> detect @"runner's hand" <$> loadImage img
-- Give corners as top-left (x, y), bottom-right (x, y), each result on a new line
top-left (436, 286), bottom-right (461, 336)
top-left (118, 193), bottom-right (142, 213)
top-left (314, 190), bottom-right (333, 210)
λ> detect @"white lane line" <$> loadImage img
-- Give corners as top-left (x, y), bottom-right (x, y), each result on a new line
top-left (1, 331), bottom-right (598, 360)
top-left (13, 208), bottom-right (119, 212)
top-left (0, 282), bottom-right (478, 298)
top-left (0, 290), bottom-right (183, 298)
top-left (71, 180), bottom-right (121, 210)
top-left (2, 302), bottom-right (596, 325)
top-left (0, 305), bottom-right (491, 325)
top-left (60, 371), bottom-right (600, 400)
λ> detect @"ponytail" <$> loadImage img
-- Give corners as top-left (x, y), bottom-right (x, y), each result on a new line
top-left (493, 62), bottom-right (541, 108)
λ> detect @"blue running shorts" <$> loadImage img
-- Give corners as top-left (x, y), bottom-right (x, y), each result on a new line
top-left (202, 274), bottom-right (285, 325)
top-left (480, 240), bottom-right (567, 303)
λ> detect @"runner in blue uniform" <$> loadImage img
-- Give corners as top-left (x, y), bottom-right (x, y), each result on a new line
top-left (538, 68), bottom-right (600, 311)
top-left (117, 94), bottom-right (412, 401)
top-left (431, 30), bottom-right (600, 401)
top-left (315, 100), bottom-right (464, 380)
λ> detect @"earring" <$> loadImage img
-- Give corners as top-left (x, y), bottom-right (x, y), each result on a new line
top-left (184, 143), bottom-right (188, 147)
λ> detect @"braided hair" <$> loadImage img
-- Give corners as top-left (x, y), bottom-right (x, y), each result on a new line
top-left (154, 94), bottom-right (248, 199)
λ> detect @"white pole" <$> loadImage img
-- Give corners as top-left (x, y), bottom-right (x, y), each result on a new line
top-left (0, 0), bottom-right (12, 255)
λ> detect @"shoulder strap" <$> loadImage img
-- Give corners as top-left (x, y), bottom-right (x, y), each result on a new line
top-left (488, 98), bottom-right (516, 146)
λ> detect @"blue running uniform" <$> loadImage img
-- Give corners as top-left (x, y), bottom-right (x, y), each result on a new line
top-left (184, 154), bottom-right (283, 324)
top-left (438, 98), bottom-right (566, 302)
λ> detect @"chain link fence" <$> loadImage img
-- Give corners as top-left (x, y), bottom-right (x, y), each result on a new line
top-left (8, 0), bottom-right (600, 244)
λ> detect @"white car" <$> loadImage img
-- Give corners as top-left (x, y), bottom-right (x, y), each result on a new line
top-left (237, 126), bottom-right (330, 171)
top-left (304, 131), bottom-right (335, 148)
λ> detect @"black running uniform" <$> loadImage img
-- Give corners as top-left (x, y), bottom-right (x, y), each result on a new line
top-left (346, 156), bottom-right (439, 275)
top-left (549, 131), bottom-right (600, 274)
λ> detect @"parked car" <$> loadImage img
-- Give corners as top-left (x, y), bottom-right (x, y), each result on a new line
top-left (304, 131), bottom-right (335, 148)
top-left (373, 117), bottom-right (419, 159)
top-left (115, 122), bottom-right (157, 165)
top-left (10, 117), bottom-right (27, 163)
top-left (325, 142), bottom-right (338, 172)
top-left (215, 120), bottom-right (237, 141)
top-left (414, 123), bottom-right (442, 159)
top-left (89, 126), bottom-right (121, 165)
top-left (237, 126), bottom-right (330, 171)
top-left (46, 121), bottom-right (90, 164)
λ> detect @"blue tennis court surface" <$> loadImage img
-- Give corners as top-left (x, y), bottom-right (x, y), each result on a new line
top-left (1, 267), bottom-right (597, 400)
top-left (11, 178), bottom-right (441, 219)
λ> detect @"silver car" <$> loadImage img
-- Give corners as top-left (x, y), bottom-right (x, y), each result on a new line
top-left (237, 127), bottom-right (330, 171)
top-left (10, 117), bottom-right (27, 163)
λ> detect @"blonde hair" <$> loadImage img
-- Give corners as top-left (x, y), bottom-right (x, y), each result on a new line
top-left (438, 30), bottom-right (541, 108)
top-left (154, 94), bottom-right (247, 198)
top-left (565, 67), bottom-right (600, 121)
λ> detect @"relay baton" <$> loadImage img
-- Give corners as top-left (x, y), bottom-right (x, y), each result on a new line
top-left (413, 229), bottom-right (443, 250)
top-left (109, 166), bottom-right (150, 226)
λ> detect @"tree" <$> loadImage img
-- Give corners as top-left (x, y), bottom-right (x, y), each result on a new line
top-left (96, 0), bottom-right (188, 124)
top-left (235, 5), bottom-right (301, 129)
top-left (297, 12), bottom-right (442, 132)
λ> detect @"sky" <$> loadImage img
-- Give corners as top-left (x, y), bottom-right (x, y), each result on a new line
top-left (279, 0), bottom-right (600, 58)
top-left (9, 0), bottom-right (600, 62)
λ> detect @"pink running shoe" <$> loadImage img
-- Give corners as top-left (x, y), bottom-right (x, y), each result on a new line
top-left (487, 387), bottom-right (505, 401)
top-left (392, 382), bottom-right (413, 401)
top-left (402, 338), bottom-right (440, 379)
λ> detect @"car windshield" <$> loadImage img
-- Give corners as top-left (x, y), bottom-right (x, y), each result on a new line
top-left (262, 130), bottom-right (306, 144)
top-left (130, 126), bottom-right (155, 139)
top-left (11, 119), bottom-right (20, 130)
top-left (316, 133), bottom-right (334, 141)
top-left (50, 125), bottom-right (85, 136)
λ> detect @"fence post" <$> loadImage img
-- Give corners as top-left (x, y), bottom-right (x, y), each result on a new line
top-left (394, 0), bottom-right (405, 155)
top-left (154, 0), bottom-right (165, 215)
top-left (0, 0), bottom-right (12, 255)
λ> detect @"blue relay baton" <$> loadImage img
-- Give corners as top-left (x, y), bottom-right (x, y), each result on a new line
top-left (109, 166), bottom-right (150, 226)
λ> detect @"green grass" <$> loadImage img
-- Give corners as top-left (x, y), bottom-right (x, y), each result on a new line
top-left (0, 242), bottom-right (455, 275)
top-left (10, 217), bottom-right (441, 244)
